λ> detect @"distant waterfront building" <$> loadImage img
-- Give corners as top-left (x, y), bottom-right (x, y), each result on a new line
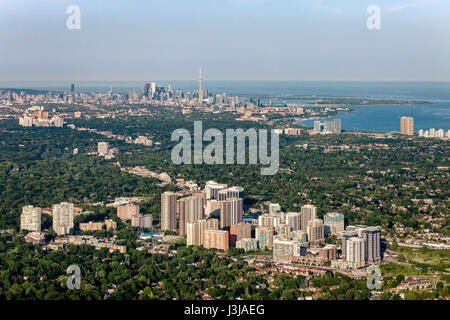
top-left (286, 212), bottom-right (302, 231)
top-left (219, 198), bottom-right (243, 229)
top-left (400, 116), bottom-right (414, 135)
top-left (229, 222), bottom-right (252, 247)
top-left (324, 212), bottom-right (345, 236)
top-left (284, 127), bottom-right (302, 135)
top-left (346, 237), bottom-right (366, 267)
top-left (178, 196), bottom-right (204, 236)
top-left (117, 204), bottom-right (140, 221)
top-left (256, 226), bottom-right (274, 249)
top-left (203, 229), bottom-right (229, 251)
top-left (161, 192), bottom-right (177, 232)
top-left (186, 218), bottom-right (218, 246)
top-left (53, 202), bottom-right (74, 236)
top-left (307, 218), bottom-right (325, 247)
top-left (236, 238), bottom-right (258, 252)
top-left (20, 205), bottom-right (41, 232)
top-left (300, 204), bottom-right (317, 231)
top-left (313, 119), bottom-right (341, 134)
top-left (97, 142), bottom-right (109, 155)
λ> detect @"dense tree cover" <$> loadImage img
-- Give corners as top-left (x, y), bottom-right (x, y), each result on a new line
top-left (0, 235), bottom-right (271, 300)
top-left (0, 127), bottom-right (165, 229)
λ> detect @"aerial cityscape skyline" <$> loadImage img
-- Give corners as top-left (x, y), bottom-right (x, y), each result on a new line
top-left (0, 0), bottom-right (448, 309)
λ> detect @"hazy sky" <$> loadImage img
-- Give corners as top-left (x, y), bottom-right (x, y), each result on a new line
top-left (0, 0), bottom-right (449, 81)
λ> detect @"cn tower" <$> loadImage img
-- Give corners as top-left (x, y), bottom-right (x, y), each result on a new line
top-left (198, 67), bottom-right (202, 104)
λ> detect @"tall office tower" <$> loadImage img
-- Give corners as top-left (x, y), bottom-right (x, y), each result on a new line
top-left (53, 202), bottom-right (74, 236)
top-left (300, 204), bottom-right (317, 231)
top-left (333, 119), bottom-right (341, 134)
top-left (219, 198), bottom-right (244, 229)
top-left (258, 214), bottom-right (281, 227)
top-left (186, 218), bottom-right (219, 246)
top-left (313, 121), bottom-right (321, 132)
top-left (341, 230), bottom-right (359, 259)
top-left (97, 142), bottom-right (109, 155)
top-left (203, 230), bottom-right (229, 251)
top-left (307, 218), bottom-right (325, 246)
top-left (400, 116), bottom-right (414, 135)
top-left (198, 67), bottom-right (203, 104)
top-left (70, 83), bottom-right (75, 93)
top-left (324, 212), bottom-right (345, 236)
top-left (20, 205), bottom-right (42, 232)
top-left (346, 237), bottom-right (366, 267)
top-left (286, 212), bottom-right (302, 231)
top-left (256, 226), bottom-right (275, 249)
top-left (150, 82), bottom-right (156, 97)
top-left (178, 196), bottom-right (204, 236)
top-left (117, 204), bottom-right (140, 221)
top-left (161, 192), bottom-right (177, 231)
top-left (362, 227), bottom-right (382, 264)
top-left (205, 181), bottom-right (227, 200)
top-left (144, 83), bottom-right (150, 97)
top-left (229, 222), bottom-right (251, 247)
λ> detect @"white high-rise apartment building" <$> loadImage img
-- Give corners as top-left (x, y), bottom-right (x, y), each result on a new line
top-left (346, 237), bottom-right (366, 267)
top-left (53, 202), bottom-right (74, 236)
top-left (20, 205), bottom-right (41, 232)
top-left (400, 117), bottom-right (414, 136)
